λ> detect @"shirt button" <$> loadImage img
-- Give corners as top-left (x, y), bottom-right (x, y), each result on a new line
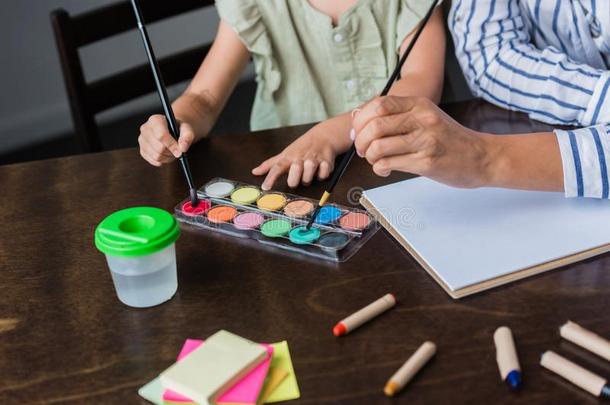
top-left (333, 33), bottom-right (344, 43)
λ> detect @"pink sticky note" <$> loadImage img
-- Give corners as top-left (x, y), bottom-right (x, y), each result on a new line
top-left (162, 339), bottom-right (273, 405)
top-left (216, 344), bottom-right (273, 405)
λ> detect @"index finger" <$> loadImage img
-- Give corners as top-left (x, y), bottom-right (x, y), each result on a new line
top-left (159, 132), bottom-right (181, 158)
top-left (261, 160), bottom-right (291, 191)
top-left (352, 96), bottom-right (417, 134)
top-left (149, 116), bottom-right (181, 158)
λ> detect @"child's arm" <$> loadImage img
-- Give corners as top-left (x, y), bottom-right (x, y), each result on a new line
top-left (253, 7), bottom-right (446, 190)
top-left (391, 7), bottom-right (445, 103)
top-left (138, 21), bottom-right (250, 167)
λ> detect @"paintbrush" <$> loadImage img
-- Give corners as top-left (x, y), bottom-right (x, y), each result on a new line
top-left (130, 0), bottom-right (199, 207)
top-left (306, 0), bottom-right (439, 229)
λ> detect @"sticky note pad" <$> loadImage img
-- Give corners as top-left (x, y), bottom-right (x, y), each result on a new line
top-left (258, 366), bottom-right (289, 403)
top-left (163, 339), bottom-right (205, 404)
top-left (217, 344), bottom-right (273, 404)
top-left (138, 376), bottom-right (164, 405)
top-left (159, 330), bottom-right (267, 405)
top-left (263, 341), bottom-right (300, 403)
top-left (163, 339), bottom-right (273, 405)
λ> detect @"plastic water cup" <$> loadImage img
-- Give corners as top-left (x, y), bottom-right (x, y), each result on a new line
top-left (95, 207), bottom-right (180, 308)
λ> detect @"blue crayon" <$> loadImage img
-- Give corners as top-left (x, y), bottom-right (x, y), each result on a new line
top-left (494, 327), bottom-right (522, 390)
top-left (505, 369), bottom-right (522, 390)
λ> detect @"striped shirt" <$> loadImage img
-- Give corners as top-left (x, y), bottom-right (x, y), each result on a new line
top-left (450, 0), bottom-right (610, 198)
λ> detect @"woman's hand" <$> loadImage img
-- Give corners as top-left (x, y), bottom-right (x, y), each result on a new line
top-left (352, 96), bottom-right (494, 188)
top-left (138, 115), bottom-right (196, 167)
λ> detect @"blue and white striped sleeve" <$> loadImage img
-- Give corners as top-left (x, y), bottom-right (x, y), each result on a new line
top-left (555, 125), bottom-right (610, 198)
top-left (449, 0), bottom-right (610, 127)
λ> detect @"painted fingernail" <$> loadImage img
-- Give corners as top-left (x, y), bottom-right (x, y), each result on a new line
top-left (349, 128), bottom-right (356, 141)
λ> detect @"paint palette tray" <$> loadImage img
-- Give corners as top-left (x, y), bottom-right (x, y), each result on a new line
top-left (174, 178), bottom-right (379, 262)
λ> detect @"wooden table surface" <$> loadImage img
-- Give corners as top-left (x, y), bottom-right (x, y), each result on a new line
top-left (1, 100), bottom-right (609, 404)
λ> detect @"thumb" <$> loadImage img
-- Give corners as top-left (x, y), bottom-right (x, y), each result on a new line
top-left (178, 123), bottom-right (195, 154)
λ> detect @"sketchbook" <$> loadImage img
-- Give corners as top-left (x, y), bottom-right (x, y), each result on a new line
top-left (360, 177), bottom-right (610, 298)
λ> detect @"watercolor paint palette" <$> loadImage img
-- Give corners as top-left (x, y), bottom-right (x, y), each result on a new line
top-left (174, 178), bottom-right (379, 262)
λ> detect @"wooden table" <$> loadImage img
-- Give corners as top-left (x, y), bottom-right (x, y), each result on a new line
top-left (1, 100), bottom-right (609, 404)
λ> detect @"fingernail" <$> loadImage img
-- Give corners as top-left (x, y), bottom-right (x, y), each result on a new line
top-left (351, 108), bottom-right (362, 118)
top-left (349, 128), bottom-right (356, 141)
top-left (357, 150), bottom-right (363, 158)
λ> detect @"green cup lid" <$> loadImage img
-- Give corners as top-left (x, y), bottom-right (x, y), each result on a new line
top-left (95, 207), bottom-right (180, 257)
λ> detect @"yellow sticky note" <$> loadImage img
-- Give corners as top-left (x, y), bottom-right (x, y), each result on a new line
top-left (264, 342), bottom-right (300, 403)
top-left (258, 366), bottom-right (289, 404)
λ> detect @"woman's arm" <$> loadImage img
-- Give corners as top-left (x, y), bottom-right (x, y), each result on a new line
top-left (138, 21), bottom-right (250, 166)
top-left (451, 0), bottom-right (610, 126)
top-left (355, 95), bottom-right (610, 198)
top-left (352, 96), bottom-right (565, 192)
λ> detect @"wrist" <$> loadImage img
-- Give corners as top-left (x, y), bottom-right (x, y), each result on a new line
top-left (308, 119), bottom-right (353, 155)
top-left (173, 92), bottom-right (218, 139)
top-left (478, 133), bottom-right (507, 188)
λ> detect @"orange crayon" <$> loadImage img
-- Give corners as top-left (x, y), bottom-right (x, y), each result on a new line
top-left (333, 293), bottom-right (396, 336)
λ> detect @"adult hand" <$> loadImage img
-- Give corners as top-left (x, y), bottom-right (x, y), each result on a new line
top-left (138, 115), bottom-right (196, 167)
top-left (352, 96), bottom-right (493, 188)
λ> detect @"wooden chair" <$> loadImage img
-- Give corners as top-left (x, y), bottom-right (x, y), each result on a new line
top-left (51, 0), bottom-right (214, 153)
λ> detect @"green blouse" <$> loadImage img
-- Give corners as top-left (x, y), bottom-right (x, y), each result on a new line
top-left (216, 0), bottom-right (438, 131)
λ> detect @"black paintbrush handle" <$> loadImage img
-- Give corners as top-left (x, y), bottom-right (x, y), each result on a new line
top-left (305, 0), bottom-right (438, 229)
top-left (328, 147), bottom-right (356, 194)
top-left (326, 0), bottom-right (439, 197)
top-left (306, 0), bottom-right (438, 229)
top-left (131, 0), bottom-right (197, 194)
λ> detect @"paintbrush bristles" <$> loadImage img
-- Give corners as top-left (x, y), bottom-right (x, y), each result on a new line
top-left (305, 205), bottom-right (321, 230)
top-left (190, 188), bottom-right (199, 207)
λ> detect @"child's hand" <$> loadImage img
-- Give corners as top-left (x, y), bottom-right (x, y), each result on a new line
top-left (252, 127), bottom-right (342, 190)
top-left (138, 115), bottom-right (196, 167)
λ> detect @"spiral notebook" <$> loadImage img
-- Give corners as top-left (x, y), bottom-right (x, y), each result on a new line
top-left (360, 177), bottom-right (610, 298)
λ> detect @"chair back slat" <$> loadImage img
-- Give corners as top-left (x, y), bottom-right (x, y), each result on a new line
top-left (88, 45), bottom-right (210, 114)
top-left (51, 9), bottom-right (103, 152)
top-left (73, 0), bottom-right (213, 47)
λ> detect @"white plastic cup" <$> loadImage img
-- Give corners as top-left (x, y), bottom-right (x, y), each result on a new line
top-left (95, 207), bottom-right (180, 308)
top-left (105, 243), bottom-right (177, 308)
